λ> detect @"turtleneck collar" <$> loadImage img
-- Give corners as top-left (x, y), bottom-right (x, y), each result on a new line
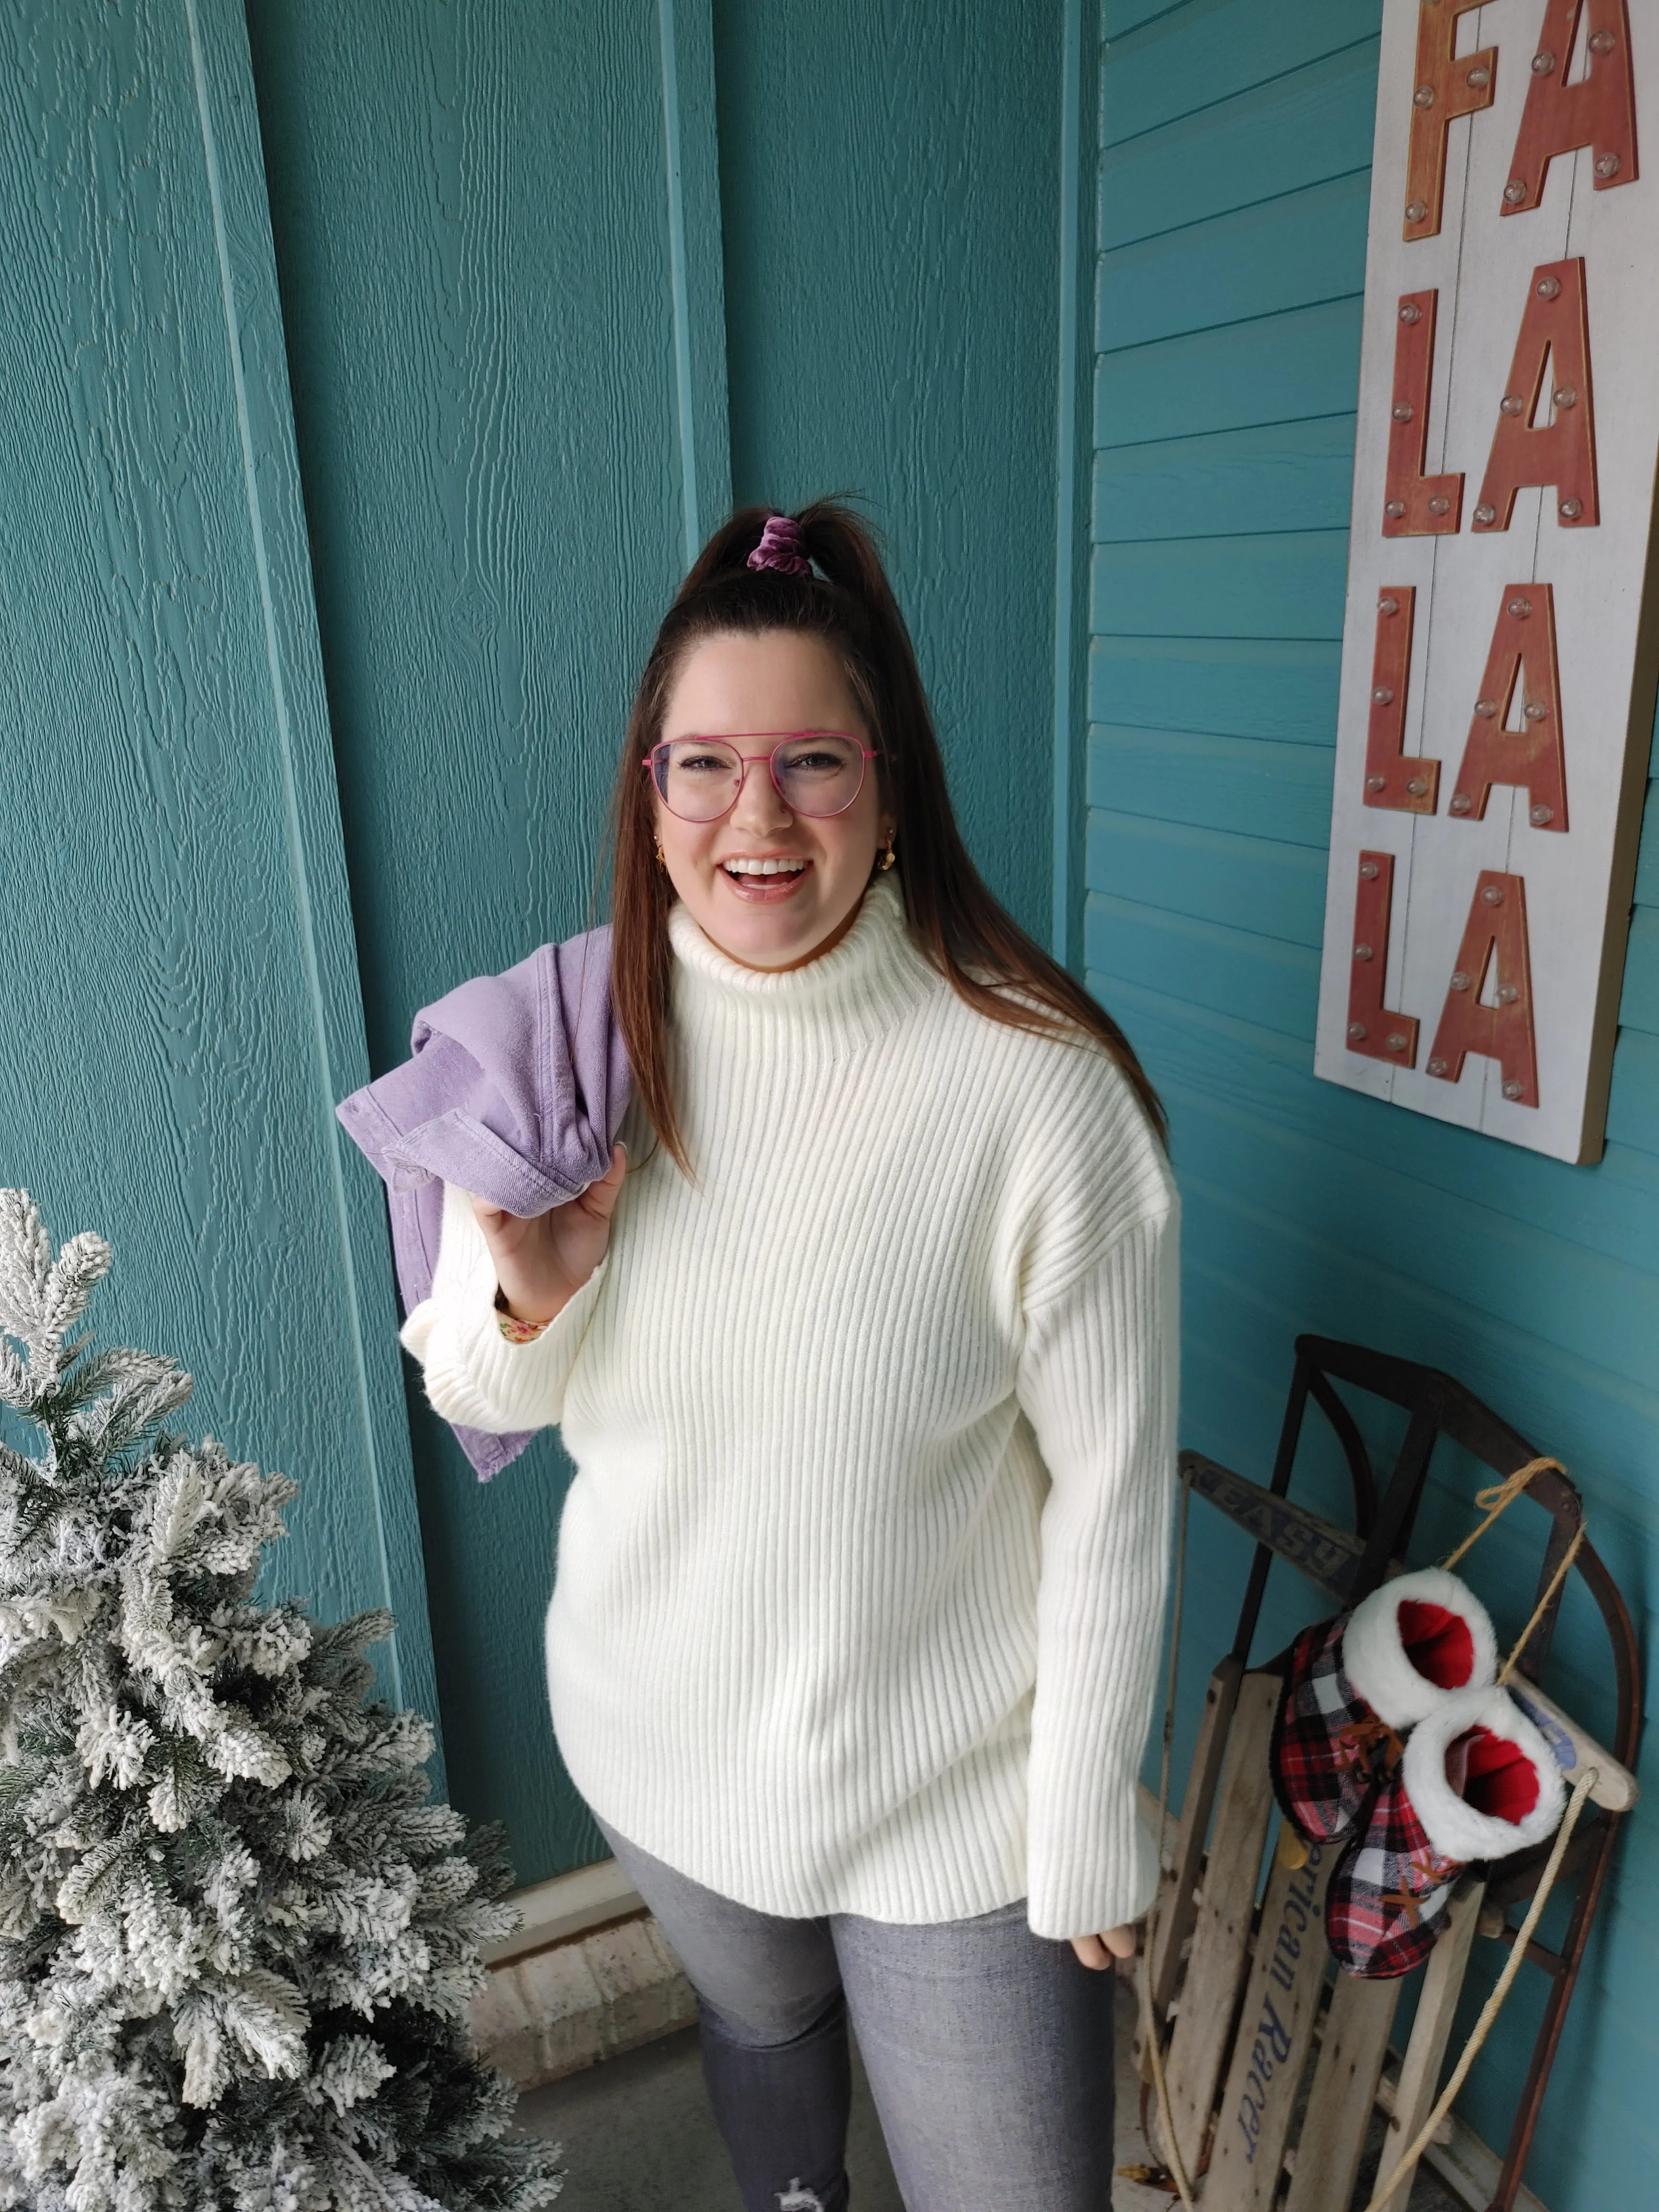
top-left (667, 874), bottom-right (939, 1053)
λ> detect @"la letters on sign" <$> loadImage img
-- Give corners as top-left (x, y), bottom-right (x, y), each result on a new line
top-left (1316, 0), bottom-right (1659, 1163)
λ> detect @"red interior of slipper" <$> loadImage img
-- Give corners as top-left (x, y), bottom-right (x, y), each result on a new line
top-left (1397, 1599), bottom-right (1475, 1689)
top-left (1450, 1726), bottom-right (1541, 1825)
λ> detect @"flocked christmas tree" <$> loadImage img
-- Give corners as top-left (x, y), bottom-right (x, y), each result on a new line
top-left (0, 1190), bottom-right (564, 2211)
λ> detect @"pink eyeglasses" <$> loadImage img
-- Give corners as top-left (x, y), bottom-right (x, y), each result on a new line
top-left (643, 731), bottom-right (879, 822)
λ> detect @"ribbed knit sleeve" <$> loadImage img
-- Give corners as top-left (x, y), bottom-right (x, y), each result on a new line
top-left (1017, 1194), bottom-right (1180, 1940)
top-left (398, 1179), bottom-right (608, 1436)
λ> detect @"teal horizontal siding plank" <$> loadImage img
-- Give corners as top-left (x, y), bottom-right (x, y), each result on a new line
top-left (1096, 297), bottom-right (1363, 444)
top-left (1097, 171), bottom-right (1369, 352)
top-left (1621, 911), bottom-right (1659, 1035)
top-left (1087, 810), bottom-right (1326, 943)
top-left (1092, 530), bottom-right (1349, 639)
top-left (1087, 725), bottom-right (1334, 845)
top-left (1094, 415), bottom-right (1358, 542)
top-left (1636, 781), bottom-right (1659, 903)
top-left (1607, 1027), bottom-right (1659, 1157)
top-left (1102, 0), bottom-right (1381, 146)
top-left (1087, 890), bottom-right (1318, 1039)
top-left (1089, 633), bottom-right (1341, 743)
top-left (1086, 974), bottom-right (1659, 1274)
top-left (1099, 42), bottom-right (1380, 251)
top-left (1104, 0), bottom-right (1187, 45)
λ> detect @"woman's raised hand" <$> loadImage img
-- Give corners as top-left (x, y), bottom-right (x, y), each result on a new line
top-left (471, 1143), bottom-right (627, 1327)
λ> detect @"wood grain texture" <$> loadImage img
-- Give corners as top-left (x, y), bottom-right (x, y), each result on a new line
top-left (1092, 7), bottom-right (1657, 2199)
top-left (0, 0), bottom-right (434, 1721)
top-left (244, 0), bottom-right (689, 1884)
top-left (714, 0), bottom-right (1064, 947)
top-left (1282, 1969), bottom-right (1400, 2212)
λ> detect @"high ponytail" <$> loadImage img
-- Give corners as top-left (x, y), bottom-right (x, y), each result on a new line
top-left (607, 500), bottom-right (1167, 1171)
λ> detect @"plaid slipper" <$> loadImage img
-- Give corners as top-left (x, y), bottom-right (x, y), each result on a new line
top-left (1269, 1568), bottom-right (1495, 1846)
top-left (1326, 1685), bottom-right (1565, 1979)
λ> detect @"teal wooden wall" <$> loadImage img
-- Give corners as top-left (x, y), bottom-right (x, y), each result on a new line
top-left (0, 0), bottom-right (436, 1728)
top-left (1089, 3), bottom-right (1657, 2200)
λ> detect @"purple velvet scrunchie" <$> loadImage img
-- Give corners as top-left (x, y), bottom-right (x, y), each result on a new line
top-left (747, 513), bottom-right (812, 577)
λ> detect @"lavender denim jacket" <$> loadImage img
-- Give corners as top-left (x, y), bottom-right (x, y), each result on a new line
top-left (335, 928), bottom-right (631, 1479)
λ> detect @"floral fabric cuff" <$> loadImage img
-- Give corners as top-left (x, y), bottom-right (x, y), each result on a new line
top-left (494, 1289), bottom-right (550, 1343)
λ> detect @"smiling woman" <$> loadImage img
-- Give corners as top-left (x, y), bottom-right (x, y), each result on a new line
top-left (395, 499), bottom-right (1178, 2212)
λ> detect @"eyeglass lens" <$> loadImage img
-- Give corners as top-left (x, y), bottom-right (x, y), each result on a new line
top-left (653, 734), bottom-right (868, 821)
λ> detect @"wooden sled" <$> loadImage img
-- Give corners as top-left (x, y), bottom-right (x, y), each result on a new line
top-left (1138, 1337), bottom-right (1642, 2212)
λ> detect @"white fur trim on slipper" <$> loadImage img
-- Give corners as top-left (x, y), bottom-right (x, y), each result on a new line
top-left (1403, 1686), bottom-right (1567, 1863)
top-left (1341, 1566), bottom-right (1497, 1729)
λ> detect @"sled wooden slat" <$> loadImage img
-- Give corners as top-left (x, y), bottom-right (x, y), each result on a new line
top-left (1159, 1670), bottom-right (1280, 2175)
top-left (1283, 1970), bottom-right (1401, 2212)
top-left (1203, 1832), bottom-right (1337, 2212)
top-left (1371, 1880), bottom-right (1486, 2212)
top-left (1148, 1655), bottom-right (1244, 2024)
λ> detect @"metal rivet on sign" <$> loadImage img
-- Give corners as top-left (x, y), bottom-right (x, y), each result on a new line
top-left (1414, 84), bottom-right (1435, 107)
top-left (1559, 497), bottom-right (1583, 519)
top-left (1405, 200), bottom-right (1428, 223)
top-left (1398, 302), bottom-right (1421, 324)
top-left (1353, 943), bottom-right (1374, 962)
top-left (1406, 778), bottom-right (1427, 796)
top-left (1378, 596), bottom-right (1399, 616)
top-left (1385, 499), bottom-right (1407, 518)
top-left (1474, 698), bottom-right (1498, 718)
top-left (1536, 276), bottom-right (1561, 300)
top-left (1524, 702), bottom-right (1548, 721)
top-left (1530, 803), bottom-right (1554, 825)
top-left (1359, 860), bottom-right (1380, 879)
top-left (1553, 387), bottom-right (1577, 408)
top-left (1427, 1057), bottom-right (1449, 1076)
top-left (1504, 180), bottom-right (1527, 204)
top-left (1503, 1079), bottom-right (1526, 1100)
top-left (1507, 597), bottom-right (1532, 619)
top-left (1449, 794), bottom-right (1473, 814)
top-left (1474, 503), bottom-right (1497, 525)
top-left (1348, 1023), bottom-right (1367, 1041)
top-left (1466, 66), bottom-right (1490, 88)
top-left (1500, 395), bottom-right (1526, 416)
top-left (1590, 30), bottom-right (1616, 54)
top-left (1450, 972), bottom-right (1471, 991)
top-left (1392, 403), bottom-right (1415, 422)
top-left (1482, 885), bottom-right (1504, 906)
top-left (1427, 495), bottom-right (1450, 515)
top-left (1365, 774), bottom-right (1387, 791)
top-left (1532, 50), bottom-right (1556, 74)
top-left (1497, 985), bottom-right (1520, 1004)
top-left (1372, 686), bottom-right (1394, 704)
top-left (1596, 153), bottom-right (1621, 179)
top-left (1387, 1033), bottom-right (1408, 1051)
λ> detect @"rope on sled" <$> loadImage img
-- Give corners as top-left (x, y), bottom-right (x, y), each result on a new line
top-left (1360, 1763), bottom-right (1597, 2212)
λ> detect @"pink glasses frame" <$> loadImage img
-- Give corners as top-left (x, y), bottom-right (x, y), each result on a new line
top-left (641, 730), bottom-right (881, 821)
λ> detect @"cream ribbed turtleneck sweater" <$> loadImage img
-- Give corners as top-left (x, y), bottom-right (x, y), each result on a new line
top-left (399, 875), bottom-right (1178, 1939)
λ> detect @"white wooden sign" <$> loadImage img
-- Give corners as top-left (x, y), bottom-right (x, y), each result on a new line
top-left (1316, 0), bottom-right (1659, 1163)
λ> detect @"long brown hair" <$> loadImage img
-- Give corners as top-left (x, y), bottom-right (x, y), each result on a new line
top-left (608, 500), bottom-right (1167, 1170)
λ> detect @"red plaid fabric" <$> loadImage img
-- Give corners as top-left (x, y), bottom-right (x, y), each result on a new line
top-left (1269, 1614), bottom-right (1403, 1844)
top-left (1325, 1767), bottom-right (1461, 1979)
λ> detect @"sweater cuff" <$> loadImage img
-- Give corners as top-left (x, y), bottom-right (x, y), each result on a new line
top-left (400, 1256), bottom-right (608, 1434)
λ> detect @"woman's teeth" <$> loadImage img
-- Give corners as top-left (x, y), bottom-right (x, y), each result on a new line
top-left (722, 858), bottom-right (807, 877)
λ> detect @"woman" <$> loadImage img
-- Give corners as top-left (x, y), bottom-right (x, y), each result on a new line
top-left (400, 502), bottom-right (1178, 2211)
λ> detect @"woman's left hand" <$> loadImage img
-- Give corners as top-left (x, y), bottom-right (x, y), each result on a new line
top-left (1070, 1924), bottom-right (1138, 1970)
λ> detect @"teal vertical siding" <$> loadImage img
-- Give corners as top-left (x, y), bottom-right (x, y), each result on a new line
top-left (0, 0), bottom-right (435, 1726)
top-left (1091, 3), bottom-right (1656, 2201)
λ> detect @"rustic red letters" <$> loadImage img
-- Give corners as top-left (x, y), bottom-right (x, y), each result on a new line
top-left (1383, 293), bottom-right (1462, 536)
top-left (1404, 0), bottom-right (1497, 241)
top-left (1345, 852), bottom-right (1419, 1068)
top-left (1472, 260), bottom-right (1599, 532)
top-left (1363, 587), bottom-right (1439, 812)
top-left (1425, 874), bottom-right (1540, 1106)
top-left (1501, 0), bottom-right (1637, 218)
top-left (1447, 586), bottom-right (1569, 830)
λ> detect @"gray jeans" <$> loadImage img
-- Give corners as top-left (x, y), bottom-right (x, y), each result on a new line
top-left (592, 1814), bottom-right (1117, 2212)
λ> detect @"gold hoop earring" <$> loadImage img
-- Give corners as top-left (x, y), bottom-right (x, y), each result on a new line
top-left (878, 836), bottom-right (896, 872)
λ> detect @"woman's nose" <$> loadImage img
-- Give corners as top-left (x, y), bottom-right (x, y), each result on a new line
top-left (729, 755), bottom-right (793, 832)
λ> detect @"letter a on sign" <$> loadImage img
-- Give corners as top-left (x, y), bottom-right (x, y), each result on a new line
top-left (1403, 0), bottom-right (1496, 241)
top-left (1502, 0), bottom-right (1637, 218)
top-left (1447, 587), bottom-right (1569, 831)
top-left (1427, 875), bottom-right (1540, 1107)
top-left (1473, 261), bottom-right (1599, 532)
